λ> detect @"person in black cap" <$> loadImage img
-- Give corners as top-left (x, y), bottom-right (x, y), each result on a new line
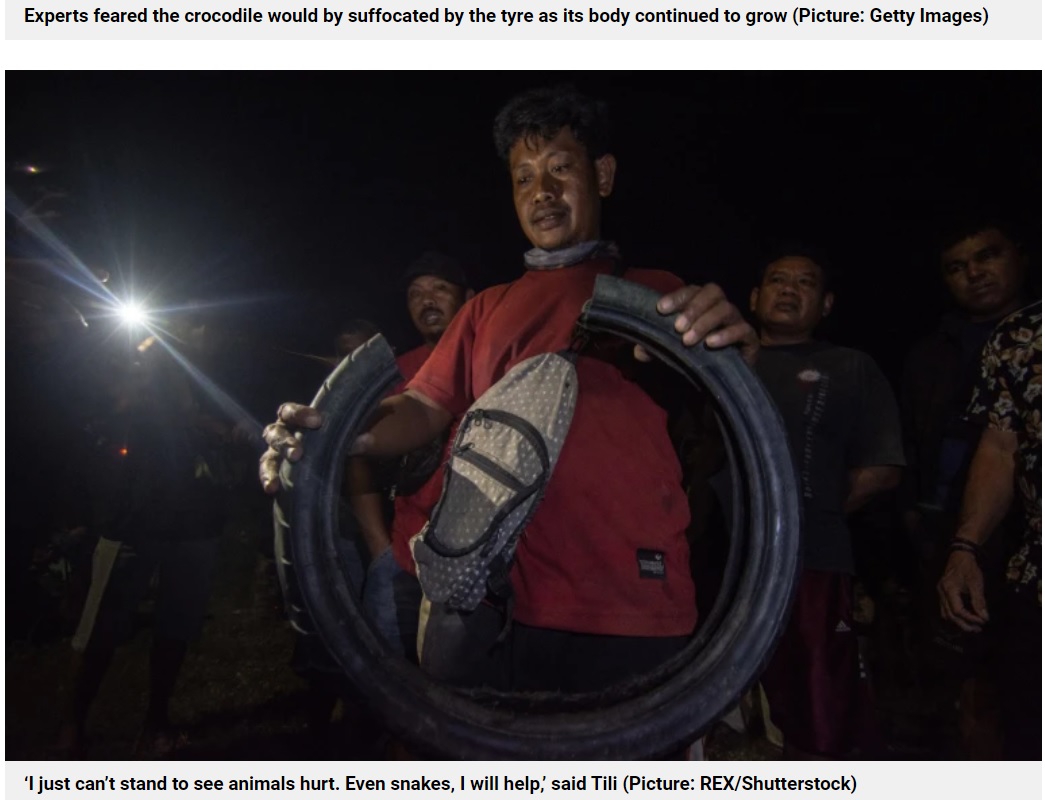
top-left (400, 251), bottom-right (473, 358)
top-left (345, 252), bottom-right (473, 663)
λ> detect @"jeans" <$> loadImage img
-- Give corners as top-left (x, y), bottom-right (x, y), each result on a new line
top-left (363, 548), bottom-right (422, 662)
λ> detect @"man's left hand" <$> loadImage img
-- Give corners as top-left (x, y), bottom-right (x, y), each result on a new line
top-left (638, 283), bottom-right (759, 364)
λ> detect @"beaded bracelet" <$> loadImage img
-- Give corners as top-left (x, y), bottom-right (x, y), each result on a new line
top-left (949, 538), bottom-right (983, 559)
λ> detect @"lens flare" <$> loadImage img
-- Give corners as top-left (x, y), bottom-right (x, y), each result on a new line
top-left (117, 300), bottom-right (148, 327)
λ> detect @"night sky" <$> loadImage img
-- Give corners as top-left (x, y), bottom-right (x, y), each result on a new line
top-left (7, 71), bottom-right (1042, 415)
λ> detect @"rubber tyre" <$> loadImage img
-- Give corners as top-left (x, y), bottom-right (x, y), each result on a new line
top-left (274, 274), bottom-right (801, 759)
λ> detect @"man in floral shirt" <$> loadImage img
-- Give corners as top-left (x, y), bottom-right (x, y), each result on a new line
top-left (938, 300), bottom-right (1041, 759)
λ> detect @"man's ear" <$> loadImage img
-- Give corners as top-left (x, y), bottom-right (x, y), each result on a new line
top-left (822, 291), bottom-right (835, 318)
top-left (749, 286), bottom-right (760, 314)
top-left (594, 154), bottom-right (617, 198)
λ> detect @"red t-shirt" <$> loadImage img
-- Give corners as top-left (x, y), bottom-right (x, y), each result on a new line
top-left (407, 259), bottom-right (696, 637)
top-left (391, 345), bottom-right (444, 572)
top-left (394, 345), bottom-right (433, 394)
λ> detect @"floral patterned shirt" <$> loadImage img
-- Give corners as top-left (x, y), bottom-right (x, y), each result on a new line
top-left (967, 301), bottom-right (1042, 604)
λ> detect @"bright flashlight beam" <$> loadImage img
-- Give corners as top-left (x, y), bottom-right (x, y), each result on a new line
top-left (117, 300), bottom-right (149, 327)
top-left (7, 189), bottom-right (117, 307)
top-left (152, 336), bottom-right (264, 441)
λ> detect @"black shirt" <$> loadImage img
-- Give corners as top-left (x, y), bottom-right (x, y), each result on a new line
top-left (755, 341), bottom-right (905, 572)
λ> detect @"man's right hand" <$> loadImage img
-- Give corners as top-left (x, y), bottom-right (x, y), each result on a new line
top-left (937, 550), bottom-right (989, 633)
top-left (259, 403), bottom-right (324, 494)
top-left (259, 391), bottom-right (448, 494)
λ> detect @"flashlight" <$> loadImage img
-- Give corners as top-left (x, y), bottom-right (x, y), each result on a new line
top-left (116, 300), bottom-right (149, 327)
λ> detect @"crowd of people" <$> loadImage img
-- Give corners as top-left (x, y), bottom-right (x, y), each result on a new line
top-left (32, 85), bottom-right (1040, 760)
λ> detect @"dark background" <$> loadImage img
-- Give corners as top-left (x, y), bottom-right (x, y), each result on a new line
top-left (8, 71), bottom-right (1041, 419)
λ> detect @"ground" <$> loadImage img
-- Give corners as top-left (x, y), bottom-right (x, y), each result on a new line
top-left (6, 501), bottom-right (961, 762)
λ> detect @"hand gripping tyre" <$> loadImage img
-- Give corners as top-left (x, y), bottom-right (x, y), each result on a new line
top-left (273, 274), bottom-right (801, 759)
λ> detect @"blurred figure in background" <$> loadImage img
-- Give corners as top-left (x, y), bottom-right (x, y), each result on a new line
top-left (289, 318), bottom-right (380, 749)
top-left (57, 348), bottom-right (230, 758)
top-left (333, 318), bottom-right (381, 363)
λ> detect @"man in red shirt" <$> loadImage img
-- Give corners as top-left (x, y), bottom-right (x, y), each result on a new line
top-left (346, 253), bottom-right (473, 659)
top-left (395, 252), bottom-right (475, 387)
top-left (263, 86), bottom-right (757, 693)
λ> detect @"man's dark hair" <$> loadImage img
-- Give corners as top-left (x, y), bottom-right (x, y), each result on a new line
top-left (401, 251), bottom-right (470, 291)
top-left (935, 215), bottom-right (1024, 260)
top-left (493, 85), bottom-right (611, 162)
top-left (336, 318), bottom-right (380, 340)
top-left (333, 318), bottom-right (381, 359)
top-left (755, 243), bottom-right (834, 293)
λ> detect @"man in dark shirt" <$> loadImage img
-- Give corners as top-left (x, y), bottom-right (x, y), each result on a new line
top-left (901, 223), bottom-right (1029, 573)
top-left (751, 250), bottom-right (904, 758)
top-left (900, 222), bottom-right (1029, 755)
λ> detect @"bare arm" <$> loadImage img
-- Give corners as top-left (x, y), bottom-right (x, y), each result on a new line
top-left (344, 392), bottom-right (453, 557)
top-left (343, 458), bottom-right (393, 559)
top-left (844, 465), bottom-right (901, 514)
top-left (952, 427), bottom-right (1019, 545)
top-left (937, 427), bottom-right (1018, 631)
top-left (355, 390), bottom-right (452, 458)
top-left (261, 391), bottom-right (452, 493)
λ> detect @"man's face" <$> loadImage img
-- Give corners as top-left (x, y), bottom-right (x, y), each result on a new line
top-left (940, 229), bottom-right (1026, 320)
top-left (406, 275), bottom-right (470, 344)
top-left (750, 257), bottom-right (833, 340)
top-left (508, 127), bottom-right (616, 251)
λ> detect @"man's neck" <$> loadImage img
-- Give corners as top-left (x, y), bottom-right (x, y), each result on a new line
top-left (523, 240), bottom-right (618, 270)
top-left (967, 296), bottom-right (1027, 324)
top-left (759, 330), bottom-right (814, 347)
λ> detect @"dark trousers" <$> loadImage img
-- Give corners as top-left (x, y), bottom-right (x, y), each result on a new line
top-left (421, 602), bottom-right (688, 693)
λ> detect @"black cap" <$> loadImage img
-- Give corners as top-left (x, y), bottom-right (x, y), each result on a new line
top-left (401, 251), bottom-right (469, 290)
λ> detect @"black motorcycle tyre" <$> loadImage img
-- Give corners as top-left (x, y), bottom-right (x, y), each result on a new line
top-left (274, 274), bottom-right (801, 759)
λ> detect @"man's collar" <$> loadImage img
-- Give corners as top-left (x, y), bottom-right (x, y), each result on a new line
top-left (523, 240), bottom-right (620, 270)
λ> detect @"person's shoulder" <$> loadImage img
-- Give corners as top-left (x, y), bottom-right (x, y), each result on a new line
top-left (837, 343), bottom-right (885, 370)
top-left (395, 344), bottom-right (432, 379)
top-left (907, 321), bottom-right (954, 358)
top-left (982, 302), bottom-right (1041, 366)
top-left (832, 342), bottom-right (872, 361)
top-left (396, 343), bottom-right (428, 362)
top-left (810, 341), bottom-right (887, 375)
top-left (469, 281), bottom-right (515, 309)
top-left (997, 300), bottom-right (1042, 336)
top-left (849, 348), bottom-right (895, 392)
